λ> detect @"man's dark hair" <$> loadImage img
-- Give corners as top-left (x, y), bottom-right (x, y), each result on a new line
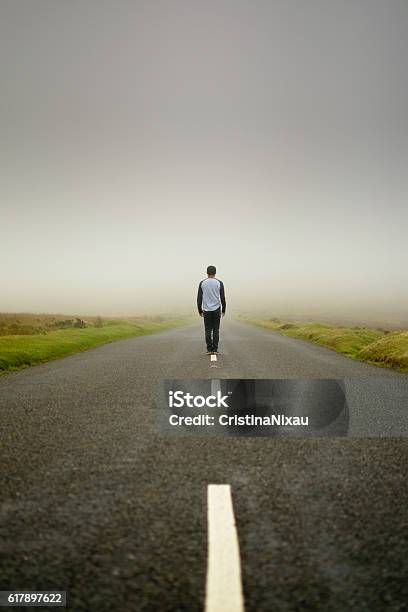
top-left (207, 265), bottom-right (216, 275)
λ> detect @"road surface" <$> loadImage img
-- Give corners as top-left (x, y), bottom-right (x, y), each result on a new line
top-left (1, 318), bottom-right (407, 611)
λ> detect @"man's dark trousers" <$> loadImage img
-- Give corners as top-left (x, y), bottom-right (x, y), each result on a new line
top-left (203, 307), bottom-right (221, 352)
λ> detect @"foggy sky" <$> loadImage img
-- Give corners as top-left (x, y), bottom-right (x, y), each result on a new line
top-left (1, 1), bottom-right (407, 318)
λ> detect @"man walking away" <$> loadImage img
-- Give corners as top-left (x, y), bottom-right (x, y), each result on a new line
top-left (197, 265), bottom-right (226, 354)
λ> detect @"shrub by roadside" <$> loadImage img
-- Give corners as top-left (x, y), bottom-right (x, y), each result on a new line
top-left (359, 331), bottom-right (408, 371)
top-left (238, 315), bottom-right (408, 373)
top-left (0, 317), bottom-right (190, 373)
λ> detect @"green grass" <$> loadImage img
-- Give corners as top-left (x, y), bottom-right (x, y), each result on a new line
top-left (0, 317), bottom-right (190, 373)
top-left (238, 315), bottom-right (408, 373)
top-left (359, 331), bottom-right (408, 372)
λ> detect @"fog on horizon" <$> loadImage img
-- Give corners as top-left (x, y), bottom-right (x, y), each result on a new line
top-left (1, 1), bottom-right (407, 323)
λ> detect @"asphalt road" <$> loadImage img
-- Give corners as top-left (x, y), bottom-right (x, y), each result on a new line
top-left (1, 317), bottom-right (408, 611)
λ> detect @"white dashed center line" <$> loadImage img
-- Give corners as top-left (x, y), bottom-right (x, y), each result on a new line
top-left (210, 354), bottom-right (218, 368)
top-left (210, 379), bottom-right (221, 396)
top-left (205, 484), bottom-right (245, 612)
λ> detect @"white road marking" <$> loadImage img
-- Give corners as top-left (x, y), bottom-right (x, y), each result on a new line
top-left (210, 354), bottom-right (218, 368)
top-left (211, 379), bottom-right (221, 395)
top-left (205, 485), bottom-right (245, 612)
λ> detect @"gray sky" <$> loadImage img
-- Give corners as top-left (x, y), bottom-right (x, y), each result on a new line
top-left (1, 0), bottom-right (407, 319)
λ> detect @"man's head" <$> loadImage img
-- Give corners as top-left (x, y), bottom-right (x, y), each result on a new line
top-left (207, 265), bottom-right (216, 277)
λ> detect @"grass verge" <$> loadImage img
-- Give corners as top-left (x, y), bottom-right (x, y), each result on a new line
top-left (0, 317), bottom-right (190, 374)
top-left (238, 314), bottom-right (408, 373)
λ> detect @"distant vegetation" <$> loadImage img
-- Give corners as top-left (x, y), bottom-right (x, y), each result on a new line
top-left (0, 313), bottom-right (95, 336)
top-left (238, 314), bottom-right (408, 373)
top-left (0, 313), bottom-right (191, 373)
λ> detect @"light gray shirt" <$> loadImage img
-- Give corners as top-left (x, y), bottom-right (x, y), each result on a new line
top-left (197, 277), bottom-right (226, 313)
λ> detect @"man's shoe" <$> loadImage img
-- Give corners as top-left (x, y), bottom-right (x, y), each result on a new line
top-left (206, 350), bottom-right (212, 355)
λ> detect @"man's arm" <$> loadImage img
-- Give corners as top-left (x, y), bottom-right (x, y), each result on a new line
top-left (197, 281), bottom-right (203, 315)
top-left (219, 280), bottom-right (226, 315)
